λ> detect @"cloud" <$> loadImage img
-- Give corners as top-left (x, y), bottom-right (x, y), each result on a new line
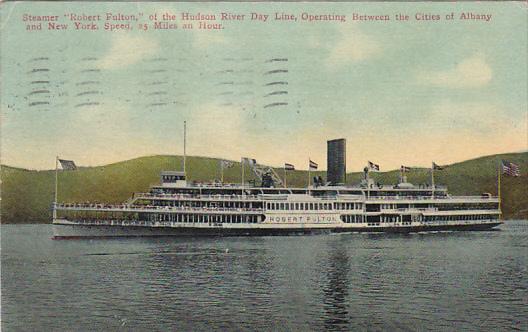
top-left (97, 33), bottom-right (159, 70)
top-left (418, 55), bottom-right (492, 88)
top-left (326, 25), bottom-right (381, 68)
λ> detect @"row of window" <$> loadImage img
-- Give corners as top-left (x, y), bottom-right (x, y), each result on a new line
top-left (380, 204), bottom-right (412, 210)
top-left (379, 215), bottom-right (413, 223)
top-left (145, 200), bottom-right (497, 212)
top-left (341, 215), bottom-right (498, 224)
top-left (379, 204), bottom-right (498, 210)
top-left (266, 202), bottom-right (361, 211)
top-left (424, 214), bottom-right (499, 222)
top-left (150, 200), bottom-right (260, 209)
top-left (147, 213), bottom-right (261, 224)
top-left (340, 219), bottom-right (415, 225)
top-left (436, 204), bottom-right (499, 211)
top-left (366, 222), bottom-right (412, 226)
top-left (367, 191), bottom-right (445, 196)
top-left (335, 203), bottom-right (361, 210)
top-left (341, 215), bottom-right (417, 224)
top-left (341, 215), bottom-right (363, 223)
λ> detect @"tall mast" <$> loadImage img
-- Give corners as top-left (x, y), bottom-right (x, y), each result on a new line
top-left (241, 158), bottom-right (245, 187)
top-left (498, 160), bottom-right (502, 219)
top-left (54, 156), bottom-right (58, 203)
top-left (54, 156), bottom-right (58, 219)
top-left (221, 161), bottom-right (224, 183)
top-left (308, 157), bottom-right (311, 188)
top-left (366, 167), bottom-right (370, 199)
top-left (431, 162), bottom-right (435, 198)
top-left (183, 121), bottom-right (187, 177)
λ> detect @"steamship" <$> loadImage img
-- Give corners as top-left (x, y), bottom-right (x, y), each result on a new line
top-left (52, 140), bottom-right (502, 238)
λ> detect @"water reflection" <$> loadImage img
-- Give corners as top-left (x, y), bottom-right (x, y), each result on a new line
top-left (322, 238), bottom-right (351, 330)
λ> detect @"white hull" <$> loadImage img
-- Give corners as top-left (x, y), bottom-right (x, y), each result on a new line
top-left (52, 220), bottom-right (503, 238)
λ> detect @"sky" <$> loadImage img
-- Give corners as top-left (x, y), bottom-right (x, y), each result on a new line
top-left (1, 2), bottom-right (527, 171)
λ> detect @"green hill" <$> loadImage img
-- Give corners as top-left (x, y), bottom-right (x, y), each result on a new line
top-left (1, 152), bottom-right (527, 223)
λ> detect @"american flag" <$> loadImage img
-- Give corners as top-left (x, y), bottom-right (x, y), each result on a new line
top-left (284, 163), bottom-right (295, 171)
top-left (368, 161), bottom-right (380, 172)
top-left (502, 160), bottom-right (520, 177)
top-left (59, 159), bottom-right (77, 170)
top-left (401, 165), bottom-right (411, 172)
top-left (309, 160), bottom-right (318, 170)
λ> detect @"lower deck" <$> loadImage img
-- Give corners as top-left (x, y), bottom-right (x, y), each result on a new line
top-left (52, 218), bottom-right (503, 238)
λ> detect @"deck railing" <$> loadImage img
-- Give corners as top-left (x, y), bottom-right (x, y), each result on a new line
top-left (367, 195), bottom-right (498, 201)
top-left (133, 193), bottom-right (261, 201)
top-left (55, 203), bottom-right (264, 213)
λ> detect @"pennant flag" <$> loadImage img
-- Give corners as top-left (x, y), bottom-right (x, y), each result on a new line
top-left (59, 159), bottom-right (77, 170)
top-left (502, 160), bottom-right (520, 177)
top-left (368, 161), bottom-right (380, 172)
top-left (221, 160), bottom-right (234, 168)
top-left (309, 160), bottom-right (318, 170)
top-left (432, 162), bottom-right (447, 170)
top-left (401, 165), bottom-right (411, 172)
top-left (242, 157), bottom-right (257, 166)
top-left (284, 163), bottom-right (295, 171)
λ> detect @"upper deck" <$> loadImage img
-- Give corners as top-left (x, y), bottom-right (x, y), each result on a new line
top-left (131, 183), bottom-right (497, 204)
top-left (150, 182), bottom-right (449, 197)
top-left (131, 191), bottom-right (497, 203)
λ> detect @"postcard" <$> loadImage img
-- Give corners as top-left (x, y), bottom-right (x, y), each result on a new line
top-left (1, 1), bottom-right (526, 330)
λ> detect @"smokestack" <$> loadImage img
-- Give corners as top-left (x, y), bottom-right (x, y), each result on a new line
top-left (327, 138), bottom-right (346, 185)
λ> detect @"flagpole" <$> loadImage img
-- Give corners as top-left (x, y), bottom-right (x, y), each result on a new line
top-left (183, 121), bottom-right (187, 177)
top-left (284, 167), bottom-right (287, 188)
top-left (241, 158), bottom-right (245, 188)
top-left (498, 160), bottom-right (502, 219)
top-left (54, 156), bottom-right (58, 219)
top-left (308, 158), bottom-right (311, 188)
top-left (366, 167), bottom-right (370, 199)
top-left (221, 161), bottom-right (224, 183)
top-left (431, 162), bottom-right (435, 198)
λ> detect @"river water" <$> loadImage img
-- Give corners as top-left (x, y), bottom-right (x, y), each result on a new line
top-left (1, 221), bottom-right (527, 331)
